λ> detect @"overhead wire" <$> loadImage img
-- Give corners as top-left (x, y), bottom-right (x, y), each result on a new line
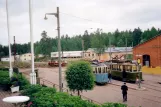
top-left (59, 12), bottom-right (109, 29)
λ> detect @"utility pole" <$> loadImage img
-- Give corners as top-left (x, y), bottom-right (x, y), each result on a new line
top-left (126, 38), bottom-right (127, 60)
top-left (109, 37), bottom-right (112, 73)
top-left (44, 7), bottom-right (62, 91)
top-left (29, 0), bottom-right (36, 85)
top-left (13, 36), bottom-right (16, 64)
top-left (82, 40), bottom-right (84, 58)
top-left (57, 7), bottom-right (62, 92)
top-left (6, 0), bottom-right (13, 78)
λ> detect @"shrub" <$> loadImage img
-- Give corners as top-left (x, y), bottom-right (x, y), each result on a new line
top-left (0, 71), bottom-right (10, 85)
top-left (102, 102), bottom-right (127, 107)
top-left (21, 85), bottom-right (43, 98)
top-left (0, 70), bottom-right (29, 91)
top-left (21, 85), bottom-right (132, 107)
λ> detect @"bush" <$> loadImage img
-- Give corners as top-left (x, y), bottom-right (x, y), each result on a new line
top-left (0, 71), bottom-right (10, 85)
top-left (21, 85), bottom-right (43, 98)
top-left (17, 74), bottom-right (30, 90)
top-left (0, 71), bottom-right (29, 90)
top-left (21, 85), bottom-right (132, 107)
top-left (33, 87), bottom-right (57, 107)
top-left (52, 92), bottom-right (100, 107)
top-left (14, 61), bottom-right (31, 68)
top-left (102, 103), bottom-right (127, 107)
top-left (22, 85), bottom-right (100, 107)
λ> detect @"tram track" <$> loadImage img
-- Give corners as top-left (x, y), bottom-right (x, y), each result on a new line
top-left (110, 86), bottom-right (161, 104)
top-left (141, 82), bottom-right (161, 92)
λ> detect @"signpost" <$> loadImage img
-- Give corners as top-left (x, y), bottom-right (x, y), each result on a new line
top-left (137, 58), bottom-right (141, 88)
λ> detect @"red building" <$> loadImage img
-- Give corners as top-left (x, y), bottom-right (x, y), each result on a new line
top-left (133, 34), bottom-right (161, 67)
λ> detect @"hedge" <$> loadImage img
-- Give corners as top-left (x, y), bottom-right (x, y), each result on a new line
top-left (21, 85), bottom-right (127, 107)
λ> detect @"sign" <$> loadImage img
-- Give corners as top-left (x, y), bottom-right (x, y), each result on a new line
top-left (137, 58), bottom-right (141, 64)
top-left (132, 60), bottom-right (137, 63)
top-left (136, 54), bottom-right (142, 57)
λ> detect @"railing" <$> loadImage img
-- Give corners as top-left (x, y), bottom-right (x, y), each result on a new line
top-left (21, 72), bottom-right (102, 105)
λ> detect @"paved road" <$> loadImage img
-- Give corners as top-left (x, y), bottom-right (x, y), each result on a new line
top-left (20, 68), bottom-right (161, 107)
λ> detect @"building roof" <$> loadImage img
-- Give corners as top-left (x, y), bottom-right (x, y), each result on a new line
top-left (133, 34), bottom-right (161, 49)
top-left (105, 47), bottom-right (132, 53)
top-left (51, 51), bottom-right (82, 57)
top-left (87, 47), bottom-right (132, 53)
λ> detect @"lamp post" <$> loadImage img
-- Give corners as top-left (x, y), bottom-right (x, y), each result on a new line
top-left (6, 0), bottom-right (13, 78)
top-left (29, 0), bottom-right (36, 84)
top-left (44, 7), bottom-right (62, 92)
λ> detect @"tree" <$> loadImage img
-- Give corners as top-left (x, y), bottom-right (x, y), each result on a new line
top-left (41, 30), bottom-right (48, 40)
top-left (83, 30), bottom-right (91, 50)
top-left (91, 29), bottom-right (105, 59)
top-left (132, 28), bottom-right (142, 46)
top-left (66, 61), bottom-right (94, 96)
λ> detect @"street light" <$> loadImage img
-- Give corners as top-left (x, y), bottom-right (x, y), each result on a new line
top-left (6, 0), bottom-right (13, 78)
top-left (44, 7), bottom-right (62, 92)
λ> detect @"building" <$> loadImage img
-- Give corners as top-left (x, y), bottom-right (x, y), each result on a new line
top-left (83, 47), bottom-right (132, 61)
top-left (1, 55), bottom-right (20, 62)
top-left (1, 56), bottom-right (15, 62)
top-left (133, 34), bottom-right (161, 67)
top-left (51, 51), bottom-right (82, 60)
top-left (20, 53), bottom-right (33, 62)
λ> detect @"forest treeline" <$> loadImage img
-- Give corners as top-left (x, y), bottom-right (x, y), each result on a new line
top-left (0, 27), bottom-right (161, 57)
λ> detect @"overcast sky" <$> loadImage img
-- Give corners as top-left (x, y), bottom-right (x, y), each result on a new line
top-left (0, 0), bottom-right (161, 45)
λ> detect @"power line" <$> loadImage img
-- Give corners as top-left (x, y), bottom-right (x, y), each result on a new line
top-left (60, 12), bottom-right (109, 29)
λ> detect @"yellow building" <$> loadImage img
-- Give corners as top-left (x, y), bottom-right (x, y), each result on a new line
top-left (20, 53), bottom-right (35, 62)
top-left (83, 47), bottom-right (132, 61)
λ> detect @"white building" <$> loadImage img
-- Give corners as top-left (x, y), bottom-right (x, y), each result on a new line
top-left (1, 55), bottom-right (20, 62)
top-left (51, 51), bottom-right (83, 58)
top-left (1, 56), bottom-right (15, 62)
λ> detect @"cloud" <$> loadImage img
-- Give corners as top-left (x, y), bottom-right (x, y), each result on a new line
top-left (1, 0), bottom-right (161, 45)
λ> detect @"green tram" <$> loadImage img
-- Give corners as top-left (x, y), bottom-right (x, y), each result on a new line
top-left (109, 62), bottom-right (143, 82)
top-left (92, 61), bottom-right (142, 83)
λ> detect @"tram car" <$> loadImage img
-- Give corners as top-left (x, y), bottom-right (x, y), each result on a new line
top-left (109, 62), bottom-right (142, 82)
top-left (48, 60), bottom-right (67, 67)
top-left (91, 63), bottom-right (110, 84)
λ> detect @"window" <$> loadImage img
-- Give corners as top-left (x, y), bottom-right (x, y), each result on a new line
top-left (89, 54), bottom-right (90, 56)
top-left (92, 54), bottom-right (94, 56)
top-left (52, 54), bottom-right (57, 56)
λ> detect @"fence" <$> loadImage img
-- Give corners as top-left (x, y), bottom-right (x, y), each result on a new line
top-left (21, 71), bottom-right (102, 105)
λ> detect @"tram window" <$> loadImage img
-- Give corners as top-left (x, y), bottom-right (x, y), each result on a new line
top-left (99, 68), bottom-right (101, 73)
top-left (103, 67), bottom-right (105, 73)
top-left (95, 68), bottom-right (97, 73)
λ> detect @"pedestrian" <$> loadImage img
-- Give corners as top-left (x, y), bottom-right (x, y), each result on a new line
top-left (121, 82), bottom-right (128, 102)
top-left (122, 66), bottom-right (127, 82)
top-left (108, 72), bottom-right (112, 83)
top-left (136, 74), bottom-right (139, 85)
